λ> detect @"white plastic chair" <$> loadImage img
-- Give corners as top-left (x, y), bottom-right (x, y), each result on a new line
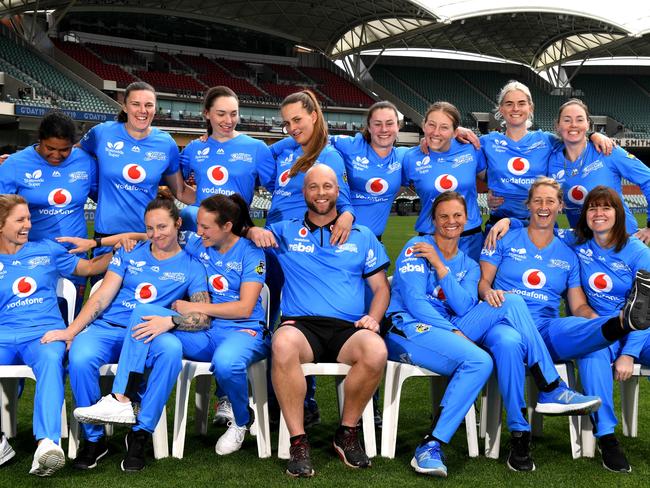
top-left (620, 363), bottom-right (650, 438)
top-left (381, 360), bottom-right (479, 458)
top-left (171, 284), bottom-right (272, 458)
top-left (0, 278), bottom-right (75, 439)
top-left (482, 362), bottom-right (584, 459)
top-left (277, 362), bottom-right (377, 459)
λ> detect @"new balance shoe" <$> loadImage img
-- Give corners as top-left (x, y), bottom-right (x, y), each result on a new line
top-left (286, 435), bottom-right (314, 478)
top-left (410, 439), bottom-right (447, 477)
top-left (599, 434), bottom-right (631, 473)
top-left (29, 438), bottom-right (65, 477)
top-left (213, 396), bottom-right (235, 426)
top-left (622, 270), bottom-right (650, 331)
top-left (72, 439), bottom-right (108, 470)
top-left (507, 431), bottom-right (535, 472)
top-left (121, 430), bottom-right (149, 472)
top-left (0, 433), bottom-right (16, 467)
top-left (215, 422), bottom-right (247, 455)
top-left (75, 395), bottom-right (136, 425)
top-left (333, 425), bottom-right (371, 468)
top-left (535, 382), bottom-right (601, 416)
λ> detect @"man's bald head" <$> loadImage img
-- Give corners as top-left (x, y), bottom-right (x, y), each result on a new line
top-left (303, 163), bottom-right (339, 190)
top-left (303, 164), bottom-right (339, 219)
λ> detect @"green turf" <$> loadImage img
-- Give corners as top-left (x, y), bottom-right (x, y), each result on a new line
top-left (3, 215), bottom-right (650, 485)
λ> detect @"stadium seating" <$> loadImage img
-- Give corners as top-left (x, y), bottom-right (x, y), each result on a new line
top-left (300, 66), bottom-right (375, 107)
top-left (134, 70), bottom-right (206, 95)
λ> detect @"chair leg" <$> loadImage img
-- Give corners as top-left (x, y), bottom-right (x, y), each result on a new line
top-left (0, 379), bottom-right (19, 438)
top-left (484, 374), bottom-right (503, 459)
top-left (152, 406), bottom-right (169, 459)
top-left (527, 374), bottom-right (543, 437)
top-left (68, 401), bottom-right (81, 459)
top-left (60, 400), bottom-right (68, 439)
top-left (561, 364), bottom-right (582, 459)
top-left (195, 375), bottom-right (213, 435)
top-left (172, 365), bottom-right (193, 459)
top-left (360, 395), bottom-right (377, 458)
top-left (620, 376), bottom-right (640, 437)
top-left (380, 362), bottom-right (406, 459)
top-left (277, 411), bottom-right (290, 460)
top-left (465, 404), bottom-right (479, 458)
top-left (248, 360), bottom-right (271, 458)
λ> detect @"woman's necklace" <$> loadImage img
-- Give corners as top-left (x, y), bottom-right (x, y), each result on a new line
top-left (563, 144), bottom-right (588, 177)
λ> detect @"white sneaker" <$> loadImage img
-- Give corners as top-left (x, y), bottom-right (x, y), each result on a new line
top-left (0, 433), bottom-right (16, 466)
top-left (215, 422), bottom-right (246, 455)
top-left (29, 438), bottom-right (65, 476)
top-left (74, 395), bottom-right (136, 425)
top-left (249, 419), bottom-right (258, 437)
top-left (213, 396), bottom-right (235, 426)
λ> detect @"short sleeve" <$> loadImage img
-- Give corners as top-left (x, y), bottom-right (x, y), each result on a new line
top-left (480, 236), bottom-right (504, 267)
top-left (0, 157), bottom-right (17, 193)
top-left (242, 245), bottom-right (266, 284)
top-left (79, 125), bottom-right (99, 155)
top-left (48, 240), bottom-right (81, 277)
top-left (163, 138), bottom-right (180, 176)
top-left (107, 247), bottom-right (128, 279)
top-left (362, 229), bottom-right (390, 277)
top-left (186, 257), bottom-right (208, 295)
top-left (567, 252), bottom-right (581, 289)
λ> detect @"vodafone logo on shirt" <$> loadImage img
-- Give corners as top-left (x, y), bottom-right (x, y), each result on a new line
top-left (135, 283), bottom-right (157, 303)
top-left (434, 174), bottom-right (458, 192)
top-left (298, 227), bottom-right (308, 238)
top-left (568, 185), bottom-right (588, 205)
top-left (209, 274), bottom-right (229, 293)
top-left (12, 276), bottom-right (37, 298)
top-left (207, 165), bottom-right (229, 186)
top-left (404, 246), bottom-right (415, 258)
top-left (433, 285), bottom-right (446, 300)
top-left (588, 272), bottom-right (613, 293)
top-left (48, 188), bottom-right (72, 207)
top-left (365, 178), bottom-right (389, 196)
top-left (122, 164), bottom-right (146, 184)
top-left (278, 169), bottom-right (291, 187)
top-left (507, 157), bottom-right (530, 176)
top-left (522, 269), bottom-right (546, 289)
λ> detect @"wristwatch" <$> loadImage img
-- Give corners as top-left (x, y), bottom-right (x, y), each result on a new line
top-left (93, 236), bottom-right (103, 248)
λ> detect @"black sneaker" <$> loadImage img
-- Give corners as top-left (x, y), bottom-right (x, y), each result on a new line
top-left (373, 402), bottom-right (383, 429)
top-left (286, 435), bottom-right (315, 478)
top-left (599, 434), bottom-right (631, 473)
top-left (622, 270), bottom-right (650, 331)
top-left (72, 439), bottom-right (108, 470)
top-left (333, 425), bottom-right (371, 468)
top-left (304, 406), bottom-right (321, 430)
top-left (121, 430), bottom-right (149, 472)
top-left (507, 431), bottom-right (535, 472)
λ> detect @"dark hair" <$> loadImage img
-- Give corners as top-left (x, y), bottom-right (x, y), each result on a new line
top-left (0, 194), bottom-right (28, 229)
top-left (281, 90), bottom-right (328, 178)
top-left (200, 193), bottom-right (253, 237)
top-left (145, 189), bottom-right (180, 222)
top-left (361, 101), bottom-right (399, 143)
top-left (38, 111), bottom-right (76, 142)
top-left (431, 191), bottom-right (467, 221)
top-left (203, 86), bottom-right (239, 136)
top-left (117, 82), bottom-right (156, 123)
top-left (575, 186), bottom-right (628, 252)
top-left (556, 98), bottom-right (591, 124)
top-left (424, 101), bottom-right (461, 131)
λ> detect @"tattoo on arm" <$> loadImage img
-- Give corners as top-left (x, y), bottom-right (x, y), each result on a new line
top-left (175, 291), bottom-right (211, 331)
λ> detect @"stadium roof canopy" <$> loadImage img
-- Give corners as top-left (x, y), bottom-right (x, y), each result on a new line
top-left (2, 0), bottom-right (650, 71)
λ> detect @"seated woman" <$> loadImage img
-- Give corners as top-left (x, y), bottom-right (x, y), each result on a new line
top-left (0, 194), bottom-right (110, 476)
top-left (386, 191), bottom-right (594, 477)
top-left (41, 192), bottom-right (210, 472)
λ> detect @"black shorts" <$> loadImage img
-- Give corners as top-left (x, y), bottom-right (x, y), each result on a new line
top-left (279, 316), bottom-right (360, 363)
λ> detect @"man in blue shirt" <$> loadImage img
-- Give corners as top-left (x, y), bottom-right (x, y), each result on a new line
top-left (265, 164), bottom-right (390, 477)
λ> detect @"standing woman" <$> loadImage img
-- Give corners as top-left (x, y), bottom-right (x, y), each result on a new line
top-left (178, 86), bottom-right (275, 231)
top-left (403, 102), bottom-right (486, 261)
top-left (0, 195), bottom-right (110, 476)
top-left (548, 99), bottom-right (650, 242)
top-left (0, 111), bottom-right (97, 311)
top-left (79, 81), bottom-right (194, 254)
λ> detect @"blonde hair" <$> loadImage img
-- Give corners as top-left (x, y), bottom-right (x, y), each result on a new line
top-left (0, 194), bottom-right (28, 229)
top-left (494, 80), bottom-right (534, 128)
top-left (525, 177), bottom-right (563, 205)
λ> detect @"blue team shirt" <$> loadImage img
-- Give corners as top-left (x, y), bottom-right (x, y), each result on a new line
top-left (480, 227), bottom-right (581, 325)
top-left (548, 143), bottom-right (650, 233)
top-left (0, 240), bottom-right (80, 331)
top-left (266, 141), bottom-right (353, 224)
top-left (402, 140), bottom-right (486, 234)
top-left (482, 130), bottom-right (559, 219)
top-left (180, 134), bottom-right (275, 206)
top-left (98, 241), bottom-right (206, 326)
top-left (0, 146), bottom-right (97, 240)
top-left (183, 233), bottom-right (267, 329)
top-left (80, 121), bottom-right (180, 234)
top-left (268, 218), bottom-right (389, 322)
top-left (331, 134), bottom-right (407, 236)
top-left (388, 235), bottom-right (479, 332)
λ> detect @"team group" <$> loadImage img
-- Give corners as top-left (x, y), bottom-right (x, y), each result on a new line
top-left (1, 79), bottom-right (650, 478)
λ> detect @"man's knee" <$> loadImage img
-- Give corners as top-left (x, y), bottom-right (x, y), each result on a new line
top-left (271, 327), bottom-right (307, 364)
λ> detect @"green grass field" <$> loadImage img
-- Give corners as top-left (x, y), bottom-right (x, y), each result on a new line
top-left (3, 215), bottom-right (650, 486)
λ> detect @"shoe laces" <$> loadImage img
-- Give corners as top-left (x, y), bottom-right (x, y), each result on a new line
top-left (508, 433), bottom-right (533, 458)
top-left (338, 427), bottom-right (362, 452)
top-left (289, 438), bottom-right (310, 460)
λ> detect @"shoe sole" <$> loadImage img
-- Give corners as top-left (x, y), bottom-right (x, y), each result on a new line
top-left (507, 458), bottom-right (536, 472)
top-left (625, 270), bottom-right (650, 331)
top-left (75, 413), bottom-right (136, 425)
top-left (410, 457), bottom-right (447, 477)
top-left (535, 398), bottom-right (601, 416)
top-left (332, 441), bottom-right (371, 469)
top-left (0, 447), bottom-right (16, 466)
top-left (120, 460), bottom-right (144, 473)
top-left (597, 445), bottom-right (632, 473)
top-left (286, 467), bottom-right (315, 478)
top-left (30, 449), bottom-right (65, 477)
top-left (73, 448), bottom-right (109, 470)
top-left (213, 415), bottom-right (234, 426)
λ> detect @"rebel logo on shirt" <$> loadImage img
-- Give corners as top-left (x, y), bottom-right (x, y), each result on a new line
top-left (507, 157), bottom-right (530, 176)
top-left (434, 285), bottom-right (446, 300)
top-left (434, 174), bottom-right (458, 192)
top-left (135, 283), bottom-right (158, 303)
top-left (47, 188), bottom-right (72, 207)
top-left (278, 169), bottom-right (291, 187)
top-left (568, 185), bottom-right (588, 204)
top-left (207, 165), bottom-right (229, 186)
top-left (365, 178), bottom-right (389, 196)
top-left (209, 274), bottom-right (229, 292)
top-left (12, 276), bottom-right (37, 298)
top-left (298, 227), bottom-right (308, 238)
top-left (588, 272), bottom-right (613, 293)
top-left (122, 164), bottom-right (146, 184)
top-left (522, 269), bottom-right (546, 289)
